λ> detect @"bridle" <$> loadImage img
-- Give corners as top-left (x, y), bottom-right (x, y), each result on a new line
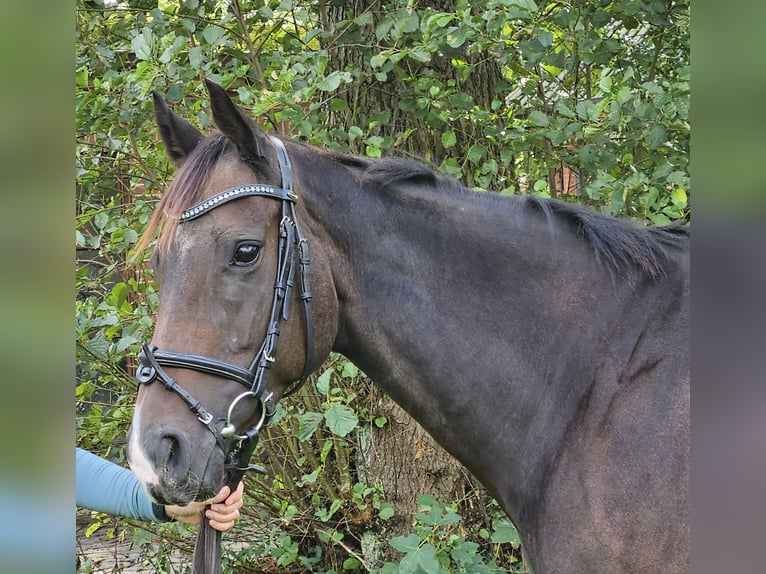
top-left (135, 136), bottom-right (313, 477)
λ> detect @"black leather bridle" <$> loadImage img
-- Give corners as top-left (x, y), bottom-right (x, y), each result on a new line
top-left (136, 136), bottom-right (313, 476)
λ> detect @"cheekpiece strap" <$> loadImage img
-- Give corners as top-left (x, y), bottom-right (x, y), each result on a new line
top-left (180, 184), bottom-right (297, 222)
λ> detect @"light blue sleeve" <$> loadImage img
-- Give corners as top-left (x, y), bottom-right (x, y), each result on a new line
top-left (76, 448), bottom-right (167, 522)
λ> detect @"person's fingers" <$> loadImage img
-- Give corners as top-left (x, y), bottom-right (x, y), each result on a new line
top-left (209, 495), bottom-right (243, 517)
top-left (207, 484), bottom-right (232, 505)
top-left (226, 481), bottom-right (245, 505)
top-left (206, 506), bottom-right (240, 531)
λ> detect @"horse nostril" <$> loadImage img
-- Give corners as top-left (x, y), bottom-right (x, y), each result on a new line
top-left (157, 431), bottom-right (191, 479)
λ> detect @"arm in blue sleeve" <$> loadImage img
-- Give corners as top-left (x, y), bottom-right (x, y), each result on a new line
top-left (76, 448), bottom-right (169, 522)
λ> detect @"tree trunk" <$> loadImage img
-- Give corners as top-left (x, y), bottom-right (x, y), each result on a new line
top-left (356, 401), bottom-right (467, 564)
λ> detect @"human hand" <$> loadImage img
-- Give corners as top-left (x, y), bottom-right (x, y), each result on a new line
top-left (164, 481), bottom-right (245, 532)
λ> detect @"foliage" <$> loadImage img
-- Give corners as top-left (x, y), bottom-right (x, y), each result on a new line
top-left (379, 495), bottom-right (524, 574)
top-left (76, 0), bottom-right (688, 571)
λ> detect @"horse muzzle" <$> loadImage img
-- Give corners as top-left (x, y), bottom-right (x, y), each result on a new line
top-left (127, 414), bottom-right (227, 506)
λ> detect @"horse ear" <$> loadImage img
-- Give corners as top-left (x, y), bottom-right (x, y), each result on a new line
top-left (205, 79), bottom-right (270, 162)
top-left (152, 91), bottom-right (204, 167)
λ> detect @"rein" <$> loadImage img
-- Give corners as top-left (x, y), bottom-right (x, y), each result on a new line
top-left (135, 136), bottom-right (313, 574)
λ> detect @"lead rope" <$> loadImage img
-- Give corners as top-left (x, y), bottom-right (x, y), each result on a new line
top-left (193, 434), bottom-right (260, 574)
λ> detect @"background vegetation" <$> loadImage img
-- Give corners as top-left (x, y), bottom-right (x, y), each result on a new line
top-left (76, 0), bottom-right (689, 572)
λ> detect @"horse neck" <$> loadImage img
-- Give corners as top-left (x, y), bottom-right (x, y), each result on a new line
top-left (299, 151), bottom-right (646, 515)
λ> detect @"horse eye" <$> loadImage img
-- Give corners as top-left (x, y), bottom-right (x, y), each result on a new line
top-left (231, 242), bottom-right (261, 266)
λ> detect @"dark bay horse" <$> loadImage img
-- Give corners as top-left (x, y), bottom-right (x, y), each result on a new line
top-left (127, 80), bottom-right (689, 573)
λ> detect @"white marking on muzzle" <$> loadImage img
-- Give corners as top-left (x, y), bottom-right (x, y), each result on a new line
top-left (127, 402), bottom-right (161, 486)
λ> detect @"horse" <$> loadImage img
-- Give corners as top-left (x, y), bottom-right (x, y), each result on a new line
top-left (127, 80), bottom-right (689, 573)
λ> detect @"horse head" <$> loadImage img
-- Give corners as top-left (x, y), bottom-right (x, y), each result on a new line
top-left (127, 81), bottom-right (337, 506)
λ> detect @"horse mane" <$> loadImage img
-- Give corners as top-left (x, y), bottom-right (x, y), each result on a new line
top-left (523, 195), bottom-right (689, 279)
top-left (357, 156), bottom-right (689, 280)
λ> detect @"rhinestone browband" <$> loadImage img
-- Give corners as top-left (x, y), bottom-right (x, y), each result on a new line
top-left (178, 184), bottom-right (298, 222)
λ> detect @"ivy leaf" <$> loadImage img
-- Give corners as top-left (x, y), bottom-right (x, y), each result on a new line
top-left (324, 404), bottom-right (358, 436)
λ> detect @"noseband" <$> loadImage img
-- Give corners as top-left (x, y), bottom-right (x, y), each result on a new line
top-left (136, 136), bottom-right (313, 475)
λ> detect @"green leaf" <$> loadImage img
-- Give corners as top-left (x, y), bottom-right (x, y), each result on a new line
top-left (528, 110), bottom-right (549, 127)
top-left (366, 145), bottom-right (382, 158)
top-left (467, 144), bottom-right (486, 164)
top-left (348, 126), bottom-right (364, 141)
top-left (116, 334), bottom-right (139, 353)
top-left (297, 411), bottom-right (323, 441)
top-left (94, 212), bottom-right (109, 230)
top-left (537, 30), bottom-right (553, 48)
top-left (316, 367), bottom-right (333, 395)
top-left (84, 521), bottom-right (102, 537)
top-left (389, 533), bottom-right (420, 553)
top-left (76, 69), bottom-right (88, 87)
top-left (122, 229), bottom-right (138, 244)
top-left (131, 29), bottom-right (153, 61)
top-left (202, 25), bottom-right (225, 46)
top-left (318, 71), bottom-right (343, 92)
top-left (491, 519), bottom-right (522, 548)
top-left (189, 46), bottom-right (203, 69)
top-left (166, 84), bottom-right (182, 103)
top-left (409, 49), bottom-right (432, 63)
top-left (324, 404), bottom-right (358, 436)
top-left (647, 125), bottom-right (667, 150)
top-left (108, 282), bottom-right (129, 309)
top-left (441, 130), bottom-right (457, 149)
top-left (670, 188), bottom-right (688, 209)
top-left (555, 101), bottom-right (575, 118)
top-left (379, 503), bottom-right (395, 520)
top-left (343, 557), bottom-right (361, 570)
top-left (341, 361), bottom-right (359, 379)
top-left (370, 53), bottom-right (386, 68)
top-left (399, 543), bottom-right (440, 574)
top-left (649, 212), bottom-right (672, 226)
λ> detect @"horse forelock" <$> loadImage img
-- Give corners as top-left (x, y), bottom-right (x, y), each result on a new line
top-left (140, 134), bottom-right (237, 254)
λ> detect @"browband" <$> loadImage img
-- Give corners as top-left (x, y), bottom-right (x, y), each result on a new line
top-left (180, 184), bottom-right (297, 222)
